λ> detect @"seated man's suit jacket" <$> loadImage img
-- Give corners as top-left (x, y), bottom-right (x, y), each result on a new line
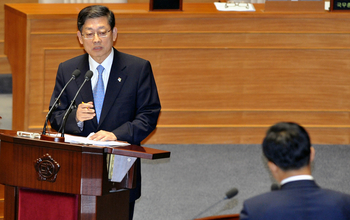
top-left (240, 180), bottom-right (350, 220)
top-left (49, 48), bottom-right (161, 201)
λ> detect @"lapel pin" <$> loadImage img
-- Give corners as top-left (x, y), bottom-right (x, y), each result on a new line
top-left (118, 77), bottom-right (122, 82)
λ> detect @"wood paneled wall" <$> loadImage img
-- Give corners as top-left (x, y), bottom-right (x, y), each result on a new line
top-left (0, 0), bottom-right (36, 76)
top-left (5, 3), bottom-right (350, 144)
top-left (0, 0), bottom-right (37, 41)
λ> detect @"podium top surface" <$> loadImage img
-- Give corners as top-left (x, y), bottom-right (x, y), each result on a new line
top-left (0, 130), bottom-right (170, 160)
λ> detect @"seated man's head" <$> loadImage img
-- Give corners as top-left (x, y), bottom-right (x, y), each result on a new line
top-left (262, 122), bottom-right (314, 181)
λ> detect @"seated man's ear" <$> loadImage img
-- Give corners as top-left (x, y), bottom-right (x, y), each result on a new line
top-left (309, 146), bottom-right (315, 163)
top-left (267, 161), bottom-right (283, 183)
top-left (267, 161), bottom-right (278, 173)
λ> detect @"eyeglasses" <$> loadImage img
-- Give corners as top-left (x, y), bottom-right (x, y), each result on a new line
top-left (81, 30), bottom-right (112, 39)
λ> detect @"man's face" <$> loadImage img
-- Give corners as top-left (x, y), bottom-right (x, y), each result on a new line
top-left (77, 16), bottom-right (117, 64)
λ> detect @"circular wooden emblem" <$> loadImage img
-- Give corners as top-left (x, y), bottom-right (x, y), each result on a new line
top-left (34, 153), bottom-right (60, 182)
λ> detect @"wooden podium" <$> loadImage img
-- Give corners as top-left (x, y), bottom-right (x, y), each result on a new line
top-left (0, 130), bottom-right (170, 220)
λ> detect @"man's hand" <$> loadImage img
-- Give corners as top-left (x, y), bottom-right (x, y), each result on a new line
top-left (88, 130), bottom-right (117, 141)
top-left (76, 101), bottom-right (95, 122)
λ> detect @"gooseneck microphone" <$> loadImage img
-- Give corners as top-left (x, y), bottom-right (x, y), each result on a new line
top-left (225, 188), bottom-right (239, 199)
top-left (192, 188), bottom-right (239, 220)
top-left (42, 69), bottom-right (81, 135)
top-left (58, 70), bottom-right (93, 137)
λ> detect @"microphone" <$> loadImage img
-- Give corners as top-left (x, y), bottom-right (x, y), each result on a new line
top-left (58, 70), bottom-right (93, 137)
top-left (225, 188), bottom-right (239, 199)
top-left (271, 183), bottom-right (280, 191)
top-left (192, 188), bottom-right (238, 220)
top-left (42, 69), bottom-right (81, 135)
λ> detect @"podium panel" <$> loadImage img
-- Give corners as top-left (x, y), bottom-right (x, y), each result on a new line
top-left (18, 188), bottom-right (78, 220)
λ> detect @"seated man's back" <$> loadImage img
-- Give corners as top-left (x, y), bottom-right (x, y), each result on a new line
top-left (241, 180), bottom-right (350, 220)
top-left (240, 122), bottom-right (350, 220)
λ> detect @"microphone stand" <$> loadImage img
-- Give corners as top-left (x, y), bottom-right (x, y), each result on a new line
top-left (192, 188), bottom-right (238, 220)
top-left (40, 70), bottom-right (81, 142)
top-left (58, 70), bottom-right (93, 138)
top-left (42, 100), bottom-right (60, 135)
top-left (59, 101), bottom-right (76, 137)
top-left (192, 199), bottom-right (225, 220)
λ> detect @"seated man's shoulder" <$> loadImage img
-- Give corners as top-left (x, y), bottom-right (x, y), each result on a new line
top-left (244, 191), bottom-right (280, 206)
top-left (321, 188), bottom-right (350, 202)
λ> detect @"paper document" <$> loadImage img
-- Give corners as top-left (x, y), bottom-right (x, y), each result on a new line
top-left (214, 2), bottom-right (256, 11)
top-left (108, 154), bottom-right (137, 182)
top-left (324, 1), bottom-right (330, 10)
top-left (63, 133), bottom-right (130, 147)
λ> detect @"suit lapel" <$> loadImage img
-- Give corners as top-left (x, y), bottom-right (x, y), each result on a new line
top-left (98, 49), bottom-right (128, 127)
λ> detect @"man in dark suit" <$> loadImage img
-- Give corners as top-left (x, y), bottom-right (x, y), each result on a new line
top-left (240, 122), bottom-right (350, 220)
top-left (49, 5), bottom-right (161, 219)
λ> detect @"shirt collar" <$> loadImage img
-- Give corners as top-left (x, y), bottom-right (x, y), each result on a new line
top-left (280, 175), bottom-right (314, 185)
top-left (88, 49), bottom-right (114, 90)
top-left (88, 49), bottom-right (114, 74)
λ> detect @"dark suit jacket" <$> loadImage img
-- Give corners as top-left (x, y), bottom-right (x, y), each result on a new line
top-left (49, 48), bottom-right (161, 201)
top-left (240, 180), bottom-right (350, 220)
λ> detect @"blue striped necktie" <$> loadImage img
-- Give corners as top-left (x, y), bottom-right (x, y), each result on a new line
top-left (93, 65), bottom-right (105, 123)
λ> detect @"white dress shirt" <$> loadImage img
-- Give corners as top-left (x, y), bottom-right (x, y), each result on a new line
top-left (281, 175), bottom-right (314, 185)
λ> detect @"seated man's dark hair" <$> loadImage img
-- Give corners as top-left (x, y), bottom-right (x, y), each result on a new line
top-left (262, 122), bottom-right (311, 171)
